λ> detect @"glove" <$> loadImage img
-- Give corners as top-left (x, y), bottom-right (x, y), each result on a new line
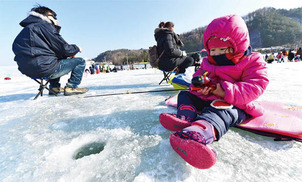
top-left (182, 51), bottom-right (187, 57)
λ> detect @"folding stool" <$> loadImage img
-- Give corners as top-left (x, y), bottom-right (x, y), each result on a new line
top-left (32, 77), bottom-right (57, 100)
top-left (158, 67), bottom-right (178, 85)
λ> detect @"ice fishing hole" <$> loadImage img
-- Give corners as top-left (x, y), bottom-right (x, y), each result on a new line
top-left (73, 142), bottom-right (106, 160)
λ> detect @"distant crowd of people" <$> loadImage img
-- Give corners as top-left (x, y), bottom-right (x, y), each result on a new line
top-left (265, 47), bottom-right (301, 63)
top-left (84, 63), bottom-right (149, 75)
top-left (85, 64), bottom-right (116, 75)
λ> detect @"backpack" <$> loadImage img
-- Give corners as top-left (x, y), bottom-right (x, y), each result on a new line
top-left (148, 45), bottom-right (164, 68)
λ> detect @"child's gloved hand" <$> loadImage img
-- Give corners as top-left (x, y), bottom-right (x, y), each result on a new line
top-left (196, 86), bottom-right (213, 95)
top-left (211, 83), bottom-right (225, 98)
top-left (190, 72), bottom-right (217, 94)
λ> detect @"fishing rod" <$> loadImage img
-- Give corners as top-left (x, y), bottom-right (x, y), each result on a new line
top-left (79, 88), bottom-right (186, 98)
top-left (187, 49), bottom-right (207, 55)
top-left (80, 73), bottom-right (213, 98)
top-left (187, 50), bottom-right (202, 55)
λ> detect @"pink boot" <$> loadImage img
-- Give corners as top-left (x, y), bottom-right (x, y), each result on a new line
top-left (159, 113), bottom-right (191, 131)
top-left (159, 104), bottom-right (196, 131)
top-left (170, 120), bottom-right (217, 169)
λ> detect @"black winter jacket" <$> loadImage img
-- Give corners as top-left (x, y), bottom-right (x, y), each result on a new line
top-left (154, 28), bottom-right (184, 58)
top-left (154, 28), bottom-right (185, 71)
top-left (12, 12), bottom-right (80, 78)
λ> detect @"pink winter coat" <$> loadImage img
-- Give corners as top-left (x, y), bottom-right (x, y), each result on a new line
top-left (190, 15), bottom-right (269, 117)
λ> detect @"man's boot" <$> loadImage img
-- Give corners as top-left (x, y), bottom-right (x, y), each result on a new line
top-left (64, 86), bottom-right (88, 96)
top-left (49, 87), bottom-right (64, 95)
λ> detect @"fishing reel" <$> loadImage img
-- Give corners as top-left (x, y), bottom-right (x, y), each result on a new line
top-left (191, 71), bottom-right (216, 91)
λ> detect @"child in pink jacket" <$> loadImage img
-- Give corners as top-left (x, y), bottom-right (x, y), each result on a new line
top-left (159, 15), bottom-right (269, 169)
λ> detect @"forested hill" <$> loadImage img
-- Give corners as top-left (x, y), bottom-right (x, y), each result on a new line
top-left (93, 7), bottom-right (302, 64)
top-left (93, 49), bottom-right (149, 65)
top-left (181, 7), bottom-right (302, 52)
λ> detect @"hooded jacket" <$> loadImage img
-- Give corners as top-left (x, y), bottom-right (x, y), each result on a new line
top-left (154, 28), bottom-right (186, 70)
top-left (190, 15), bottom-right (269, 117)
top-left (12, 11), bottom-right (80, 78)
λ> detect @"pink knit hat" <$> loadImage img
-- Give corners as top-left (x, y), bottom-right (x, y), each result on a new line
top-left (207, 37), bottom-right (233, 49)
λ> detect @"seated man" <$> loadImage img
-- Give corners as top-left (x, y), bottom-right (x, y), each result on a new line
top-left (12, 5), bottom-right (88, 96)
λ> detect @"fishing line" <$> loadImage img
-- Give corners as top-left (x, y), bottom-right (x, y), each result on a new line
top-left (79, 88), bottom-right (186, 98)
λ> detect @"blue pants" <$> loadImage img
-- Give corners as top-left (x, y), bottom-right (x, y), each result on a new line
top-left (48, 57), bottom-right (86, 88)
top-left (177, 91), bottom-right (247, 140)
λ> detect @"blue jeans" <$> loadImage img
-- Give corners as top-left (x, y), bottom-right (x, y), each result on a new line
top-left (48, 57), bottom-right (86, 88)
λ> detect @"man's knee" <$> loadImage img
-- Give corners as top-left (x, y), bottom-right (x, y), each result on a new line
top-left (72, 57), bottom-right (85, 66)
top-left (77, 58), bottom-right (86, 66)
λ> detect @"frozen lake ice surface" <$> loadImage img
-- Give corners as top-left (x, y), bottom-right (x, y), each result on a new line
top-left (0, 62), bottom-right (302, 182)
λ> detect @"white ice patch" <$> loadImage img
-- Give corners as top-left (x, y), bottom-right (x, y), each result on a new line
top-left (1, 64), bottom-right (302, 181)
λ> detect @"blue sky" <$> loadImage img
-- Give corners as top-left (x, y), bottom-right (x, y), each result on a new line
top-left (0, 0), bottom-right (301, 66)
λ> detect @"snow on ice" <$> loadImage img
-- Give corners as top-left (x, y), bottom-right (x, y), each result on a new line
top-left (0, 62), bottom-right (302, 181)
